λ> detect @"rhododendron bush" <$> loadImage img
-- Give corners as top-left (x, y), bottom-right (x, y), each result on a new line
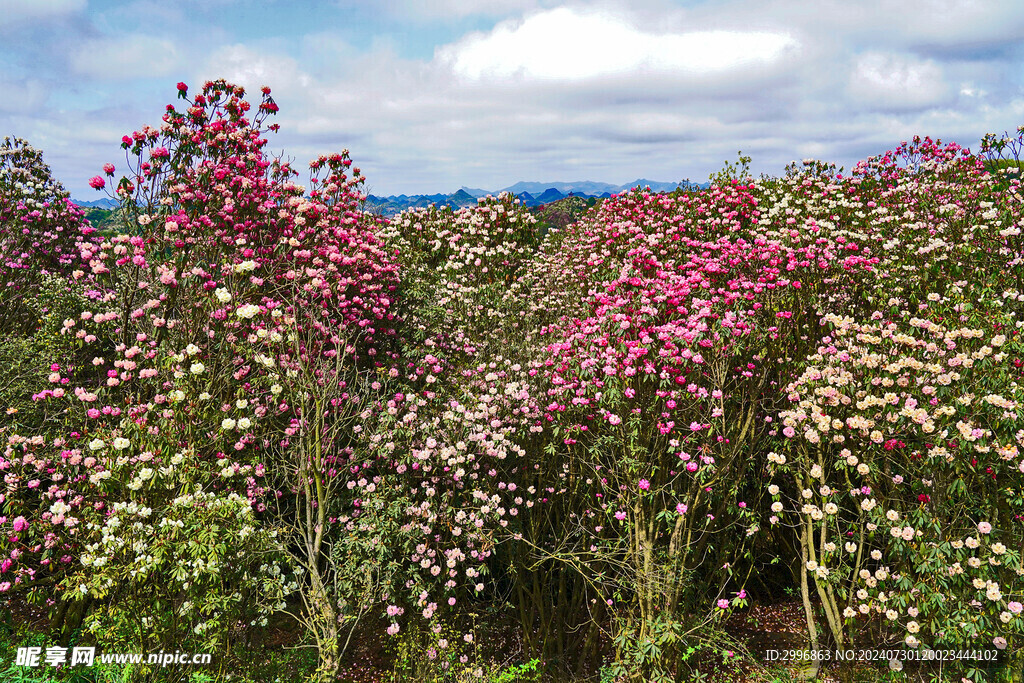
top-left (489, 174), bottom-right (902, 680)
top-left (0, 80), bottom-right (400, 680)
top-left (0, 136), bottom-right (96, 335)
top-left (769, 308), bottom-right (1023, 660)
top-left (366, 196), bottom-right (549, 676)
top-left (1, 82), bottom-right (1023, 682)
top-left (761, 137), bottom-right (1024, 680)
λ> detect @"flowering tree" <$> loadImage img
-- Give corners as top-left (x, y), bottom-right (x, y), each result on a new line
top-left (0, 80), bottom-right (402, 679)
top-left (771, 309), bottom-right (1023, 666)
top-left (766, 137), bottom-right (1024, 680)
top-left (0, 137), bottom-right (96, 334)
top-left (509, 183), bottom-right (872, 680)
top-left (358, 195), bottom-right (546, 678)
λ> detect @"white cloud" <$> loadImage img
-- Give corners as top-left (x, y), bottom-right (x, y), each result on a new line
top-left (380, 0), bottom-right (545, 19)
top-left (3, 0), bottom-right (1022, 199)
top-left (437, 7), bottom-right (797, 80)
top-left (864, 0), bottom-right (1024, 50)
top-left (0, 0), bottom-right (85, 25)
top-left (202, 44), bottom-right (314, 96)
top-left (0, 78), bottom-right (49, 114)
top-left (848, 51), bottom-right (950, 110)
top-left (72, 35), bottom-right (182, 80)
top-left (683, 0), bottom-right (1024, 53)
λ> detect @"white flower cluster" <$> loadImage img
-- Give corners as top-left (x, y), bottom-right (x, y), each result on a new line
top-left (236, 303), bottom-right (261, 319)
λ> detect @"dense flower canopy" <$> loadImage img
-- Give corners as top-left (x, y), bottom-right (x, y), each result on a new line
top-left (1, 84), bottom-right (1022, 682)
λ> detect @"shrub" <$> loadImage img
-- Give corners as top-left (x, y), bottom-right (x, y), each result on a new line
top-left (0, 137), bottom-right (96, 334)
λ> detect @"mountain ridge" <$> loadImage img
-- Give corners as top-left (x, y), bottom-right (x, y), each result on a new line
top-left (74, 179), bottom-right (709, 217)
top-left (71, 198), bottom-right (118, 209)
top-left (359, 179), bottom-right (707, 216)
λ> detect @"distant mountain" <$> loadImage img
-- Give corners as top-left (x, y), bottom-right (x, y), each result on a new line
top-left (72, 198), bottom-right (118, 209)
top-left (534, 188), bottom-right (565, 204)
top-left (364, 188), bottom-right (478, 215)
top-left (514, 191), bottom-right (563, 208)
top-left (500, 180), bottom-right (619, 195)
top-left (361, 179), bottom-right (705, 216)
top-left (448, 189), bottom-right (477, 205)
top-left (498, 179), bottom-right (698, 195)
top-left (514, 192), bottom-right (537, 207)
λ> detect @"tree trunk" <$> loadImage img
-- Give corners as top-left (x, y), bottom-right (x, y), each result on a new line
top-left (799, 524), bottom-right (821, 680)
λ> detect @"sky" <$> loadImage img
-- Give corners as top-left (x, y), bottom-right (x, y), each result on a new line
top-left (1, 0), bottom-right (1023, 198)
